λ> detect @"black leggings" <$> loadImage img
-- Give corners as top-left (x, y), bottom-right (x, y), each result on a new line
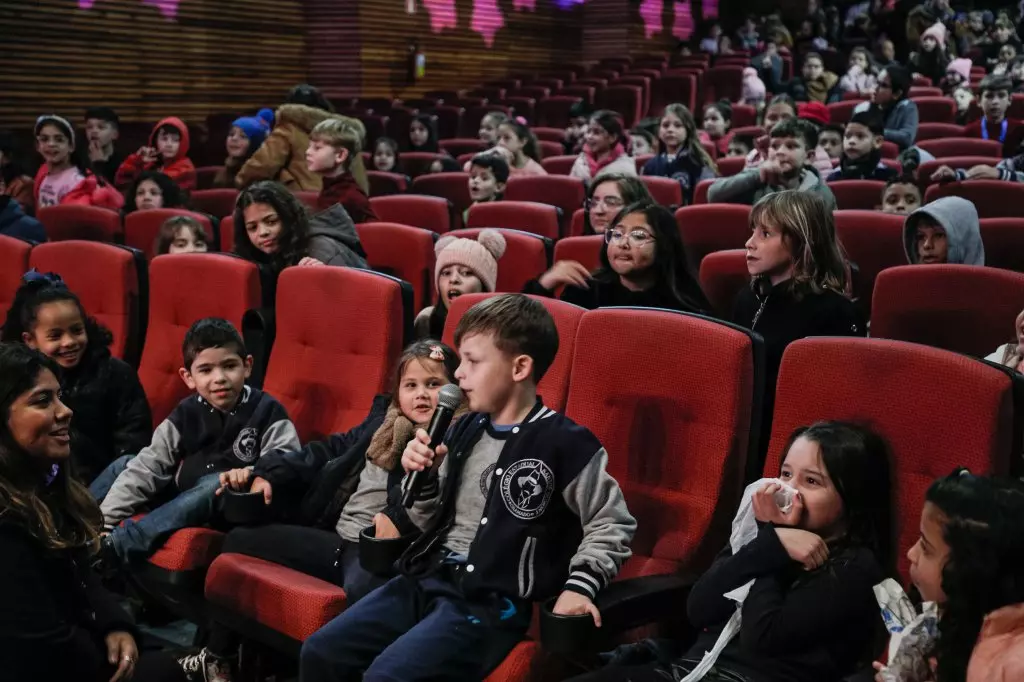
top-left (568, 660), bottom-right (752, 682)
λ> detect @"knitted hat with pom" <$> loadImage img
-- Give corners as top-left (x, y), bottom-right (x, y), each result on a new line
top-left (921, 22), bottom-right (947, 49)
top-left (434, 228), bottom-right (506, 293)
top-left (946, 58), bottom-right (972, 82)
top-left (231, 108), bottom-right (275, 151)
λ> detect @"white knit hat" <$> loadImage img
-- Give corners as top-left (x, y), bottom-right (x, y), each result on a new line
top-left (434, 228), bottom-right (506, 292)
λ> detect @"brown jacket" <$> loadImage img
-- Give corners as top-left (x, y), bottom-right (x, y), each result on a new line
top-left (967, 604), bottom-right (1024, 682)
top-left (235, 104), bottom-right (369, 194)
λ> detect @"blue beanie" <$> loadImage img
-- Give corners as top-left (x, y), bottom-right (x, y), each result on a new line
top-left (231, 108), bottom-right (275, 150)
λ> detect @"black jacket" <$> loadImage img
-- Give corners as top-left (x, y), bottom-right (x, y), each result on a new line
top-left (685, 525), bottom-right (884, 682)
top-left (826, 150), bottom-right (899, 182)
top-left (524, 276), bottom-right (710, 315)
top-left (0, 523), bottom-right (138, 682)
top-left (0, 195), bottom-right (46, 242)
top-left (64, 349), bottom-right (152, 485)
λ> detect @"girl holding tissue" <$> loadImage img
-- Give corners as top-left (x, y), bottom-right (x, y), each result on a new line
top-left (573, 421), bottom-right (894, 682)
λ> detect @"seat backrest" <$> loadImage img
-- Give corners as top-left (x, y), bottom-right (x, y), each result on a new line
top-left (716, 156), bottom-right (748, 178)
top-left (917, 157), bottom-right (1001, 188)
top-left (833, 210), bottom-right (905, 306)
top-left (504, 176), bottom-right (585, 236)
top-left (400, 152), bottom-right (448, 179)
top-left (828, 180), bottom-right (885, 211)
top-left (980, 218), bottom-right (1024, 274)
top-left (540, 155), bottom-right (577, 176)
top-left (569, 208), bottom-right (587, 238)
top-left (691, 178), bottom-right (715, 205)
top-left (914, 123), bottom-right (965, 141)
top-left (639, 176), bottom-right (684, 207)
top-left (37, 205), bottom-right (122, 243)
top-left (366, 171), bottom-right (409, 197)
top-left (0, 234), bottom-right (32, 313)
top-left (703, 66), bottom-right (743, 104)
top-left (438, 138), bottom-right (488, 158)
top-left (553, 235), bottom-right (603, 275)
top-left (924, 181), bottom-right (1022, 218)
top-left (263, 267), bottom-right (407, 441)
top-left (138, 254), bottom-right (261, 425)
top-left (698, 249), bottom-right (749, 319)
top-left (189, 189), bottom-right (239, 221)
top-left (355, 222), bottom-right (436, 313)
top-left (827, 100), bottom-right (861, 124)
top-left (466, 201), bottom-right (561, 241)
top-left (765, 337), bottom-right (1014, 582)
top-left (411, 173), bottom-right (472, 227)
top-left (369, 195), bottom-right (452, 234)
top-left (446, 228), bottom-right (550, 293)
top-left (916, 138), bottom-right (1003, 159)
top-left (911, 96), bottom-right (956, 124)
top-left (871, 265), bottom-right (1024, 357)
top-left (124, 209), bottom-right (215, 260)
top-left (675, 204), bottom-right (752, 270)
top-left (29, 241), bottom-right (140, 361)
top-left (440, 292), bottom-right (585, 412)
top-left (566, 308), bottom-right (762, 574)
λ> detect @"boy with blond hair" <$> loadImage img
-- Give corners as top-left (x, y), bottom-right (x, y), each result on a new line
top-left (307, 118), bottom-right (377, 223)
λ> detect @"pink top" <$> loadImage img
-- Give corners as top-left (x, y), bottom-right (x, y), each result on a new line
top-left (510, 157), bottom-right (548, 177)
top-left (37, 166), bottom-right (85, 208)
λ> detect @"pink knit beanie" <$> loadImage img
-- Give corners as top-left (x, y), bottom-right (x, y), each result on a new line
top-left (921, 22), bottom-right (947, 49)
top-left (946, 58), bottom-right (972, 82)
top-left (434, 228), bottom-right (506, 292)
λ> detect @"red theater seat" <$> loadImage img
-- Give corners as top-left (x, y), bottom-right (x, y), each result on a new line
top-left (924, 181), bottom-right (1024, 218)
top-left (917, 157), bottom-right (1002, 187)
top-left (195, 165), bottom-right (222, 190)
top-left (504, 175), bottom-right (586, 236)
top-left (691, 178), bottom-right (714, 205)
top-left (400, 152), bottom-right (448, 178)
top-left (914, 123), bottom-right (965, 141)
top-left (871, 265), bottom-right (1024, 357)
top-left (355, 222), bottom-right (436, 313)
top-left (537, 96), bottom-right (583, 128)
top-left (833, 210), bottom-right (906, 305)
top-left (369, 195), bottom-right (452, 234)
top-left (540, 155), bottom-right (577, 175)
top-left (703, 66), bottom-right (743, 104)
top-left (568, 208), bottom-right (587, 238)
top-left (411, 173), bottom-right (471, 227)
top-left (699, 249), bottom-right (749, 319)
top-left (598, 86), bottom-right (642, 127)
top-left (0, 234), bottom-right (31, 312)
top-left (675, 204), bottom-right (752, 270)
top-left (37, 205), bottom-right (122, 243)
top-left (980, 218), bottom-right (1024, 273)
top-left (828, 100), bottom-right (862, 124)
top-left (765, 337), bottom-right (1013, 582)
top-left (441, 293), bottom-right (585, 412)
top-left (189, 189), bottom-right (239, 221)
top-left (466, 201), bottom-right (561, 241)
top-left (912, 97), bottom-right (956, 124)
top-left (716, 156), bottom-right (747, 178)
top-left (446, 228), bottom-right (550, 293)
top-left (124, 209), bottom-right (214, 260)
top-left (366, 171), bottom-right (409, 197)
top-left (293, 191), bottom-right (319, 210)
top-left (146, 526), bottom-right (226, 576)
top-left (553, 235), bottom-right (603, 275)
top-left (262, 267), bottom-right (409, 442)
top-left (137, 254), bottom-right (260, 425)
top-left (828, 180), bottom-right (885, 211)
top-left (438, 138), bottom-right (488, 158)
top-left (916, 138), bottom-right (1003, 158)
top-left (640, 176), bottom-right (684, 207)
top-left (29, 241), bottom-right (141, 362)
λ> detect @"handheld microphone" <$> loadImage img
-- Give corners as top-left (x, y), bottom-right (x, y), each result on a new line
top-left (402, 383), bottom-right (463, 508)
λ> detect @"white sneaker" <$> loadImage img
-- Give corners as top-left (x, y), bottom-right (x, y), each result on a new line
top-left (178, 648), bottom-right (234, 682)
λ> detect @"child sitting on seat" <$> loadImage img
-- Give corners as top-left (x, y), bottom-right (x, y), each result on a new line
top-left (155, 215), bottom-right (209, 255)
top-left (214, 109), bottom-right (274, 189)
top-left (699, 101), bottom-right (734, 157)
top-left (2, 273), bottom-right (152, 489)
top-left (497, 118), bottom-right (546, 176)
top-left (478, 111), bottom-right (509, 149)
top-left (408, 114), bottom-right (440, 153)
top-left (963, 75), bottom-right (1024, 157)
top-left (414, 229), bottom-right (506, 339)
top-left (33, 115), bottom-right (123, 210)
top-left (372, 137), bottom-right (400, 173)
top-left (817, 123), bottom-right (845, 161)
top-left (465, 152), bottom-right (509, 225)
top-left (300, 294), bottom-right (636, 681)
top-left (95, 318), bottom-right (300, 567)
top-left (571, 110), bottom-right (637, 183)
top-left (985, 307), bottom-right (1024, 371)
top-left (643, 103), bottom-right (717, 205)
top-left (902, 196), bottom-right (984, 265)
top-left (307, 118), bottom-right (377, 223)
top-left (880, 175), bottom-right (923, 215)
top-left (125, 171), bottom-right (186, 213)
top-left (839, 47), bottom-right (878, 96)
top-left (115, 117), bottom-right (196, 191)
top-left (83, 106), bottom-right (122, 185)
top-left (826, 109), bottom-right (898, 181)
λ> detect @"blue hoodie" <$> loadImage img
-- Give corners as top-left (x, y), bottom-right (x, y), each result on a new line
top-left (0, 197), bottom-right (45, 242)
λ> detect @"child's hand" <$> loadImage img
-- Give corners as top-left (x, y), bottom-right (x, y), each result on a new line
top-left (776, 527), bottom-right (829, 570)
top-left (401, 428), bottom-right (448, 474)
top-left (872, 661), bottom-right (886, 682)
top-left (930, 165), bottom-right (956, 183)
top-left (538, 260), bottom-right (591, 291)
top-left (88, 139), bottom-right (106, 162)
top-left (373, 512), bottom-right (401, 539)
top-left (752, 481), bottom-right (803, 526)
top-left (759, 160), bottom-right (784, 185)
top-left (250, 476), bottom-right (273, 504)
top-left (552, 591), bottom-right (602, 627)
top-left (965, 164), bottom-right (999, 180)
top-left (298, 257), bottom-right (325, 267)
top-left (217, 467), bottom-right (252, 494)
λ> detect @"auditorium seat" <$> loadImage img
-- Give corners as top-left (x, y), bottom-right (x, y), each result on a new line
top-left (262, 267), bottom-right (410, 442)
top-left (833, 210), bottom-right (906, 306)
top-left (429, 105), bottom-right (464, 139)
top-left (639, 176), bottom-right (684, 207)
top-left (675, 204), bottom-right (752, 271)
top-left (189, 189), bottom-right (239, 221)
top-left (137, 253), bottom-right (261, 426)
top-left (504, 176), bottom-right (586, 237)
top-left (537, 140), bottom-right (565, 159)
top-left (0, 234), bottom-right (31, 312)
top-left (540, 155), bottom-right (577, 175)
top-left (502, 96), bottom-right (537, 122)
top-left (914, 123), bottom-right (965, 141)
top-left (366, 171), bottom-right (409, 197)
top-left (715, 156), bottom-right (747, 178)
top-left (765, 337), bottom-right (1014, 581)
top-left (828, 180), bottom-right (885, 211)
top-left (37, 204), bottom-right (122, 243)
top-left (911, 97), bottom-right (956, 124)
top-left (871, 265), bottom-right (1024, 357)
top-left (698, 249), bottom-right (749, 319)
top-left (29, 241), bottom-right (142, 363)
top-left (400, 152), bottom-right (448, 178)
top-left (827, 100), bottom-right (861, 124)
top-left (980, 218), bottom-right (1024, 273)
top-left (446, 228), bottom-right (550, 293)
top-left (411, 173), bottom-right (472, 227)
top-left (917, 157), bottom-right (1002, 187)
top-left (916, 138), bottom-right (1003, 159)
top-left (441, 292), bottom-right (585, 412)
top-left (219, 216), bottom-right (236, 253)
top-left (924, 181), bottom-right (1024, 218)
top-left (438, 138), bottom-right (488, 158)
top-left (466, 201), bottom-right (561, 241)
top-left (369, 195), bottom-right (452, 234)
top-left (553, 235), bottom-right (603, 275)
top-left (702, 66), bottom-right (744, 104)
top-left (293, 191), bottom-right (319, 210)
top-left (355, 222), bottom-right (437, 313)
top-left (691, 178), bottom-right (714, 204)
top-left (195, 166), bottom-right (222, 190)
top-left (651, 74), bottom-right (697, 113)
top-left (124, 209), bottom-right (215, 260)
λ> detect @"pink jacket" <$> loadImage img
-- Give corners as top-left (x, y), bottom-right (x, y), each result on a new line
top-left (966, 604), bottom-right (1024, 682)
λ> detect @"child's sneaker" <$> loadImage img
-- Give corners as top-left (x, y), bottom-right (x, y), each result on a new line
top-left (178, 648), bottom-right (233, 682)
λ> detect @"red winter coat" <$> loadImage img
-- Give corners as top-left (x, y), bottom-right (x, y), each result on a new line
top-left (317, 172), bottom-right (377, 223)
top-left (114, 116), bottom-right (196, 191)
top-left (32, 166), bottom-right (124, 211)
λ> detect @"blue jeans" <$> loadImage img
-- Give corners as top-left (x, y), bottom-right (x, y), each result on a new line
top-left (108, 473), bottom-right (223, 562)
top-left (89, 454), bottom-right (134, 501)
top-left (299, 573), bottom-right (529, 682)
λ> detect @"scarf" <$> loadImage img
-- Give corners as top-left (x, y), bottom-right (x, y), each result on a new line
top-left (365, 400), bottom-right (471, 471)
top-left (584, 142), bottom-right (626, 178)
top-left (839, 148), bottom-right (883, 179)
top-left (804, 71), bottom-right (838, 103)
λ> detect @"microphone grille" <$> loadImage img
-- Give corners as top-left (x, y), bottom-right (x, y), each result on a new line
top-left (437, 384), bottom-right (463, 410)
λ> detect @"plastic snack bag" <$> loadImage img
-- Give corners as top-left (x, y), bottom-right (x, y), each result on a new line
top-left (872, 578), bottom-right (939, 682)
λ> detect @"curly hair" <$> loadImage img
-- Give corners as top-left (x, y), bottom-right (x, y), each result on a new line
top-left (232, 180), bottom-right (311, 272)
top-left (927, 472), bottom-right (1024, 682)
top-left (126, 170), bottom-right (185, 213)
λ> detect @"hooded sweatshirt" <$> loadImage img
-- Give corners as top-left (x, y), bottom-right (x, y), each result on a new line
top-left (114, 117), bottom-right (196, 191)
top-left (0, 196), bottom-right (46, 242)
top-left (707, 165), bottom-right (837, 210)
top-left (903, 196), bottom-right (984, 265)
top-left (306, 204), bottom-right (369, 268)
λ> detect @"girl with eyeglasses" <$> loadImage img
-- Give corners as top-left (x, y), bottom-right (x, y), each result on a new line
top-left (524, 201), bottom-right (711, 314)
top-left (582, 173), bottom-right (652, 235)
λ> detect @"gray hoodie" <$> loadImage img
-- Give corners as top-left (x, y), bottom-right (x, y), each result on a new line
top-left (706, 166), bottom-right (837, 210)
top-left (307, 204), bottom-right (369, 268)
top-left (902, 196), bottom-right (984, 265)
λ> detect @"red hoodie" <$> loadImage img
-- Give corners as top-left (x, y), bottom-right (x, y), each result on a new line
top-left (32, 166), bottom-right (124, 211)
top-left (114, 117), bottom-right (196, 191)
top-left (317, 172), bottom-right (377, 223)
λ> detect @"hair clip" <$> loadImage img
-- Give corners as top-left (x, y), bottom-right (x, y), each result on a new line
top-left (22, 269), bottom-right (66, 288)
top-left (429, 344), bottom-right (446, 361)
top-left (514, 115), bottom-right (528, 125)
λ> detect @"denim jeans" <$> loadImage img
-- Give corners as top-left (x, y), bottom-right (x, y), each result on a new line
top-left (88, 454), bottom-right (134, 501)
top-left (108, 473), bottom-right (223, 562)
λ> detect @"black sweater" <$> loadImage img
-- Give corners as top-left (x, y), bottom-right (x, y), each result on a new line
top-left (523, 276), bottom-right (709, 315)
top-left (0, 523), bottom-right (139, 682)
top-left (684, 525), bottom-right (884, 682)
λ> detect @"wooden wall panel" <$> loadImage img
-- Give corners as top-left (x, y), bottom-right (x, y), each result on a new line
top-left (0, 0), bottom-right (307, 129)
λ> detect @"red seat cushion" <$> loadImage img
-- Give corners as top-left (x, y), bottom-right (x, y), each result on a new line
top-left (205, 554), bottom-right (348, 642)
top-left (148, 527), bottom-right (225, 572)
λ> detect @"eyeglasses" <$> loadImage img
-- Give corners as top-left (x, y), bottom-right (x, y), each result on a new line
top-left (586, 196), bottom-right (625, 211)
top-left (876, 81), bottom-right (892, 89)
top-left (605, 228), bottom-right (655, 247)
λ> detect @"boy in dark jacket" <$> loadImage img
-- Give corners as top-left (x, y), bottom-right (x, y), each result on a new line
top-left (97, 318), bottom-right (299, 564)
top-left (827, 109), bottom-right (898, 181)
top-left (300, 294), bottom-right (636, 681)
top-left (964, 75), bottom-right (1024, 157)
top-left (307, 117), bottom-right (377, 223)
top-left (84, 106), bottom-right (122, 185)
top-left (0, 173), bottom-right (45, 241)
